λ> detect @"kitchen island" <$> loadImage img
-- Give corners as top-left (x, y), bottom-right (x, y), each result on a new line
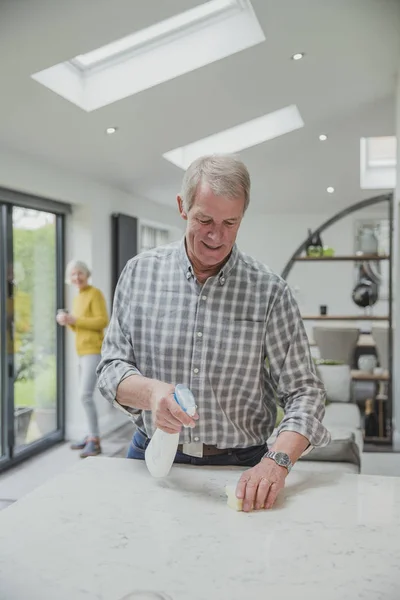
top-left (0, 457), bottom-right (399, 600)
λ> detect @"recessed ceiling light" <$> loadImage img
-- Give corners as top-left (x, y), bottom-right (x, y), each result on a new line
top-left (319, 133), bottom-right (328, 141)
top-left (106, 127), bottom-right (117, 134)
top-left (327, 186), bottom-right (335, 194)
top-left (291, 52), bottom-right (304, 61)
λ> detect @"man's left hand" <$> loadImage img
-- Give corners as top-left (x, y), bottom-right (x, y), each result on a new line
top-left (236, 458), bottom-right (287, 512)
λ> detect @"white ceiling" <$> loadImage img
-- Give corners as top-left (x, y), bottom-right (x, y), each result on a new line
top-left (0, 0), bottom-right (399, 214)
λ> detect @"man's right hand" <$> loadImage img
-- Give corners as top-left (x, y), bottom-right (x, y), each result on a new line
top-left (150, 381), bottom-right (199, 434)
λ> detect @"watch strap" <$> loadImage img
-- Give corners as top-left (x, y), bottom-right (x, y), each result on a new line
top-left (263, 450), bottom-right (293, 473)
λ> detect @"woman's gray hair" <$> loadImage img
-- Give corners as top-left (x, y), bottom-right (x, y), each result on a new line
top-left (65, 259), bottom-right (91, 285)
top-left (180, 154), bottom-right (251, 213)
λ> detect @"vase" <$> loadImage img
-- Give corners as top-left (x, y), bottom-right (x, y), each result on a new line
top-left (357, 355), bottom-right (377, 373)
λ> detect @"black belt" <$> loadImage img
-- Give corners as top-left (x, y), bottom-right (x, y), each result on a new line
top-left (177, 443), bottom-right (234, 456)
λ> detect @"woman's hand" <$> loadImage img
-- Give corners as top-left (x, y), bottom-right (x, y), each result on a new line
top-left (65, 314), bottom-right (76, 325)
top-left (56, 313), bottom-right (67, 326)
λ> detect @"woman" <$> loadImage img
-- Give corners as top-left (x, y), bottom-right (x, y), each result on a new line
top-left (56, 260), bottom-right (108, 458)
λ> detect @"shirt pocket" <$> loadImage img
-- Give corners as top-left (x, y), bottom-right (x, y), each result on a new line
top-left (213, 318), bottom-right (266, 360)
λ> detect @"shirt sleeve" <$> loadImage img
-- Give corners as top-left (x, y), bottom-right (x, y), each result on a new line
top-left (74, 289), bottom-right (108, 331)
top-left (265, 283), bottom-right (331, 449)
top-left (96, 261), bottom-right (142, 417)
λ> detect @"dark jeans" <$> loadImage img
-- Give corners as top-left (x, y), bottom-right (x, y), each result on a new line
top-left (127, 429), bottom-right (267, 467)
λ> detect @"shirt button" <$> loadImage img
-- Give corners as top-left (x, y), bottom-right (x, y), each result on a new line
top-left (194, 436), bottom-right (200, 442)
top-left (197, 332), bottom-right (203, 337)
top-left (193, 368), bottom-right (199, 374)
top-left (202, 295), bottom-right (207, 300)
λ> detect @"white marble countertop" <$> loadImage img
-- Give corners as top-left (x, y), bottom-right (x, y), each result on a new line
top-left (0, 457), bottom-right (399, 600)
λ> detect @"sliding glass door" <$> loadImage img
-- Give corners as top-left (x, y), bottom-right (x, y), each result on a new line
top-left (0, 200), bottom-right (65, 471)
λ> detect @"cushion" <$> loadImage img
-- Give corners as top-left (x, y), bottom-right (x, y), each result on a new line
top-left (324, 403), bottom-right (362, 430)
top-left (316, 364), bottom-right (351, 403)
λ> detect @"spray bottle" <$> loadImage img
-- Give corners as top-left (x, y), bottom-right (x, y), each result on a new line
top-left (145, 384), bottom-right (197, 478)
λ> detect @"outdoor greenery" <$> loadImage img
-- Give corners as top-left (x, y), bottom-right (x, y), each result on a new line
top-left (13, 211), bottom-right (57, 410)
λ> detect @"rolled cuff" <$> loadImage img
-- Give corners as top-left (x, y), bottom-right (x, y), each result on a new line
top-left (97, 362), bottom-right (142, 419)
top-left (276, 414), bottom-right (331, 454)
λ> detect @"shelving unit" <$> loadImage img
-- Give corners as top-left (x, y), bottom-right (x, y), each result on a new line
top-left (295, 254), bottom-right (389, 262)
top-left (281, 194), bottom-right (394, 447)
top-left (302, 315), bottom-right (389, 321)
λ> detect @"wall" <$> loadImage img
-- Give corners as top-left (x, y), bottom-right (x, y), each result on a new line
top-left (393, 73), bottom-right (400, 450)
top-left (0, 147), bottom-right (184, 440)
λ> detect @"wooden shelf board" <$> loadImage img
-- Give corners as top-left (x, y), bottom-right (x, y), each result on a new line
top-left (295, 254), bottom-right (389, 262)
top-left (302, 315), bottom-right (389, 321)
top-left (351, 370), bottom-right (389, 382)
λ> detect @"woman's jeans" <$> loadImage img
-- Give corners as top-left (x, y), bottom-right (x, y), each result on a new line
top-left (78, 354), bottom-right (101, 437)
top-left (127, 429), bottom-right (267, 467)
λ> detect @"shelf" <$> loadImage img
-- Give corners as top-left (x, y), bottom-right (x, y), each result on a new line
top-left (295, 254), bottom-right (389, 262)
top-left (302, 315), bottom-right (389, 321)
top-left (351, 370), bottom-right (389, 382)
top-left (364, 436), bottom-right (391, 443)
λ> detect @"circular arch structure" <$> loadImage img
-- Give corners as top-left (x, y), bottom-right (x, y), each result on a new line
top-left (280, 192), bottom-right (394, 446)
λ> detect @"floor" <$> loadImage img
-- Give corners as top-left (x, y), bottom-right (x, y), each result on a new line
top-left (1, 424), bottom-right (400, 511)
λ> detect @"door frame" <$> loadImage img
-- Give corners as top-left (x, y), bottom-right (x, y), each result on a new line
top-left (0, 201), bottom-right (66, 473)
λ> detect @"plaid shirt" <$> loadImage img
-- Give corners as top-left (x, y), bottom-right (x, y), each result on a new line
top-left (97, 238), bottom-right (330, 449)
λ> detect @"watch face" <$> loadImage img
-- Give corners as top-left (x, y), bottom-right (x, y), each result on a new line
top-left (274, 452), bottom-right (290, 467)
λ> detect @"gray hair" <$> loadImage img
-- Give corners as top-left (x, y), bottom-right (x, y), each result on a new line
top-left (180, 154), bottom-right (251, 213)
top-left (65, 259), bottom-right (91, 285)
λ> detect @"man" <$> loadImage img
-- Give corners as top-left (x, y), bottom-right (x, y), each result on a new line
top-left (97, 154), bottom-right (331, 513)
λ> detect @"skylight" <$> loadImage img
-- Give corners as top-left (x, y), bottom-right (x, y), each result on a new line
top-left (360, 137), bottom-right (397, 189)
top-left (366, 136), bottom-right (397, 168)
top-left (71, 0), bottom-right (239, 70)
top-left (31, 0), bottom-right (265, 112)
top-left (163, 105), bottom-right (305, 169)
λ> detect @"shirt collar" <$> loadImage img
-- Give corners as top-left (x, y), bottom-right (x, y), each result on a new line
top-left (178, 236), bottom-right (239, 286)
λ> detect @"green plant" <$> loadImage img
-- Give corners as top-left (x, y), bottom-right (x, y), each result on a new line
top-left (314, 358), bottom-right (345, 366)
top-left (14, 356), bottom-right (57, 409)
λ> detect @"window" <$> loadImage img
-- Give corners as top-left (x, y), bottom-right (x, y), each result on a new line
top-left (31, 0), bottom-right (265, 112)
top-left (140, 224), bottom-right (169, 252)
top-left (366, 136), bottom-right (396, 168)
top-left (0, 197), bottom-right (66, 472)
top-left (360, 137), bottom-right (397, 189)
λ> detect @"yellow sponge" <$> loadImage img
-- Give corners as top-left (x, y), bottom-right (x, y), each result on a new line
top-left (225, 485), bottom-right (243, 511)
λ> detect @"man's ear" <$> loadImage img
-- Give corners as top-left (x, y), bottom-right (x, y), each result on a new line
top-left (177, 196), bottom-right (188, 220)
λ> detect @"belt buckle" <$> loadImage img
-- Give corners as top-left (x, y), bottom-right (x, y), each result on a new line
top-left (182, 442), bottom-right (203, 458)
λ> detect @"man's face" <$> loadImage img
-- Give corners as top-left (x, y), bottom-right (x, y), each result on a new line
top-left (177, 182), bottom-right (245, 269)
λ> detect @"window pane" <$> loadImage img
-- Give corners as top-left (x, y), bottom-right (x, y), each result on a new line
top-left (367, 136), bottom-right (397, 167)
top-left (12, 207), bottom-right (58, 447)
top-left (140, 224), bottom-right (169, 252)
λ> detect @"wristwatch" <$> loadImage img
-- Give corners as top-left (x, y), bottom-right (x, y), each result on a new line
top-left (263, 450), bottom-right (293, 473)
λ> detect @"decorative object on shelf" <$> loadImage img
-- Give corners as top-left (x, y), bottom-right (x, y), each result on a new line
top-left (359, 226), bottom-right (379, 255)
top-left (351, 263), bottom-right (379, 309)
top-left (305, 228), bottom-right (323, 257)
top-left (364, 398), bottom-right (379, 438)
top-left (319, 305), bottom-right (328, 316)
top-left (357, 354), bottom-right (377, 373)
top-left (314, 359), bottom-right (351, 403)
top-left (355, 218), bottom-right (389, 301)
top-left (322, 246), bottom-right (335, 256)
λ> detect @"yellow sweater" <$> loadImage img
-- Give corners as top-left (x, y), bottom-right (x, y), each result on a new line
top-left (69, 286), bottom-right (108, 356)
